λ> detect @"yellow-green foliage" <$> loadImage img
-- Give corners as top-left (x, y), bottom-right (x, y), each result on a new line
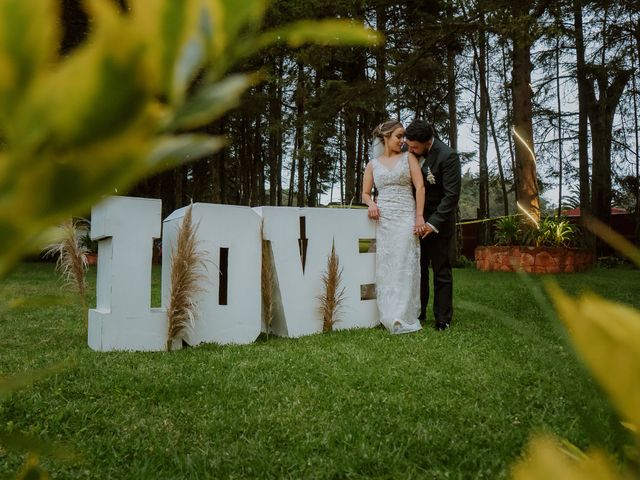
top-left (512, 226), bottom-right (639, 479)
top-left (0, 0), bottom-right (381, 276)
top-left (0, 0), bottom-right (380, 474)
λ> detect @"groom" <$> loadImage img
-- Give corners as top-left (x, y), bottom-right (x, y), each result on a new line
top-left (405, 120), bottom-right (461, 330)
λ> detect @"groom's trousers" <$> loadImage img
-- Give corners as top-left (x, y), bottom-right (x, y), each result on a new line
top-left (419, 231), bottom-right (453, 325)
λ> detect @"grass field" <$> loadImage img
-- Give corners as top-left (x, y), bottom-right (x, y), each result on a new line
top-left (0, 263), bottom-right (638, 478)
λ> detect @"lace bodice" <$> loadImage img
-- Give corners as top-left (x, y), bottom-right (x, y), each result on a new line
top-left (372, 153), bottom-right (416, 218)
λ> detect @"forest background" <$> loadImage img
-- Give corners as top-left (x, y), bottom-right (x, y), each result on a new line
top-left (61, 0), bottom-right (640, 245)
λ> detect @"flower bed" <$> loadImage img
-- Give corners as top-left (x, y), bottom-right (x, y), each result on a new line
top-left (475, 245), bottom-right (594, 274)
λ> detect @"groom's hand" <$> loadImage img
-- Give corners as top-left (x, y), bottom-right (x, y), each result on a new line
top-left (415, 223), bottom-right (433, 238)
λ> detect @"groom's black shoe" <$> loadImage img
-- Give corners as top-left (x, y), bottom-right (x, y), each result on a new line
top-left (434, 321), bottom-right (450, 331)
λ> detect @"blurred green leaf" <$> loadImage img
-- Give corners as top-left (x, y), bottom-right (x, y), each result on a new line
top-left (12, 26), bottom-right (150, 151)
top-left (259, 19), bottom-right (383, 49)
top-left (202, 0), bottom-right (270, 62)
top-left (0, 431), bottom-right (77, 461)
top-left (547, 283), bottom-right (640, 431)
top-left (168, 74), bottom-right (258, 130)
top-left (2, 295), bottom-right (72, 313)
top-left (0, 362), bottom-right (70, 400)
top-left (584, 215), bottom-right (640, 267)
top-left (511, 435), bottom-right (619, 480)
top-left (0, 0), bottom-right (59, 123)
top-left (0, 0), bottom-right (387, 278)
top-left (148, 135), bottom-right (226, 169)
top-left (15, 455), bottom-right (49, 480)
top-left (129, 0), bottom-right (205, 104)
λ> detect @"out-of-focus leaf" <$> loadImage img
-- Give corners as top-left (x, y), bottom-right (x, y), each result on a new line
top-left (202, 0), bottom-right (270, 62)
top-left (0, 0), bottom-right (387, 278)
top-left (167, 74), bottom-right (257, 130)
top-left (258, 19), bottom-right (383, 49)
top-left (0, 361), bottom-right (70, 400)
top-left (511, 435), bottom-right (619, 480)
top-left (11, 23), bottom-right (150, 151)
top-left (0, 0), bottom-right (59, 122)
top-left (201, 3), bottom-right (381, 77)
top-left (15, 455), bottom-right (49, 480)
top-left (0, 432), bottom-right (77, 461)
top-left (3, 295), bottom-right (72, 313)
top-left (583, 215), bottom-right (640, 267)
top-left (148, 135), bottom-right (226, 170)
top-left (546, 283), bottom-right (640, 428)
top-left (0, 130), bottom-right (153, 276)
top-left (128, 0), bottom-right (205, 103)
top-left (620, 422), bottom-right (637, 433)
top-left (212, 18), bottom-right (383, 76)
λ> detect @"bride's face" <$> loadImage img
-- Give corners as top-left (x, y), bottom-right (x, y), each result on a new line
top-left (385, 127), bottom-right (405, 154)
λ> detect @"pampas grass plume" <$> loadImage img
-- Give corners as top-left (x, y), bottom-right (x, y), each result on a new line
top-left (167, 204), bottom-right (207, 351)
top-left (261, 221), bottom-right (274, 338)
top-left (44, 218), bottom-right (90, 310)
top-left (319, 241), bottom-right (345, 332)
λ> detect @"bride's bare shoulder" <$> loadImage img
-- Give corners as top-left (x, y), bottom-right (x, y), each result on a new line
top-left (407, 151), bottom-right (419, 164)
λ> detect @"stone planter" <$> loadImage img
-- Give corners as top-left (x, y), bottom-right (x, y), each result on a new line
top-left (85, 252), bottom-right (98, 266)
top-left (474, 245), bottom-right (594, 274)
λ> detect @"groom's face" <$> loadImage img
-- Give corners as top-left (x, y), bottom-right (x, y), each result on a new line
top-left (406, 139), bottom-right (432, 157)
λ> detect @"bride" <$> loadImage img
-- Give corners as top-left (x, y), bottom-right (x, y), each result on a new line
top-left (362, 120), bottom-right (426, 334)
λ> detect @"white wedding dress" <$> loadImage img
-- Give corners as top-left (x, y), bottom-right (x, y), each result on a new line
top-left (372, 152), bottom-right (422, 334)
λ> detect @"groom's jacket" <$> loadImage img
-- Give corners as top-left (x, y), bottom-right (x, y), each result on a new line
top-left (421, 138), bottom-right (461, 236)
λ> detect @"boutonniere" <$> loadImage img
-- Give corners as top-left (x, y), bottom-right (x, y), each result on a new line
top-left (426, 166), bottom-right (436, 184)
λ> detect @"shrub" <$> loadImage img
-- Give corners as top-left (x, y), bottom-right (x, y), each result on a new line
top-left (493, 215), bottom-right (578, 248)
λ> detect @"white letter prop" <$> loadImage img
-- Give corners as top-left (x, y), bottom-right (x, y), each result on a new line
top-left (257, 207), bottom-right (378, 338)
top-left (88, 196), bottom-right (166, 351)
top-left (162, 204), bottom-right (262, 345)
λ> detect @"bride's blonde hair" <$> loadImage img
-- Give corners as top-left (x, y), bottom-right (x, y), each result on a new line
top-left (372, 120), bottom-right (403, 144)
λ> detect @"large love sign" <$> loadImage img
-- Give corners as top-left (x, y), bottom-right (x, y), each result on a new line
top-left (88, 196), bottom-right (379, 351)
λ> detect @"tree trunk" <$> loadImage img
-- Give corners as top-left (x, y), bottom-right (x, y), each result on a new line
top-left (556, 36), bottom-right (564, 217)
top-left (511, 26), bottom-right (540, 221)
top-left (586, 68), bottom-right (633, 232)
top-left (355, 113), bottom-right (365, 203)
top-left (374, 4), bottom-right (388, 125)
top-left (267, 70), bottom-right (280, 206)
top-left (574, 0), bottom-right (591, 216)
top-left (276, 56), bottom-right (284, 206)
top-left (477, 23), bottom-right (490, 243)
top-left (344, 107), bottom-right (357, 205)
top-left (488, 77), bottom-right (509, 216)
top-left (445, 5), bottom-right (461, 266)
top-left (633, 19), bottom-right (640, 243)
top-left (295, 61), bottom-right (306, 207)
top-left (501, 40), bottom-right (516, 192)
top-left (446, 33), bottom-right (458, 150)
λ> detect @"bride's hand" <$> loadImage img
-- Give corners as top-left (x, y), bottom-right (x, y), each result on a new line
top-left (368, 204), bottom-right (380, 220)
top-left (414, 216), bottom-right (428, 236)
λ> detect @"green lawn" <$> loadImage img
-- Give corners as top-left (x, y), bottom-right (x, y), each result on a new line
top-left (0, 263), bottom-right (637, 479)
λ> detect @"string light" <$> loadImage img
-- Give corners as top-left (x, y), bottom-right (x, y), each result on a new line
top-left (517, 201), bottom-right (539, 229)
top-left (512, 127), bottom-right (536, 164)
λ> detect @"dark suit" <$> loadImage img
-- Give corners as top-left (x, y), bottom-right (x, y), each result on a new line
top-left (419, 138), bottom-right (461, 325)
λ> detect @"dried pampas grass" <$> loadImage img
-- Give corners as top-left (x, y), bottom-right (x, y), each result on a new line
top-left (261, 221), bottom-right (274, 338)
top-left (318, 241), bottom-right (345, 332)
top-left (167, 204), bottom-right (207, 351)
top-left (44, 218), bottom-right (90, 311)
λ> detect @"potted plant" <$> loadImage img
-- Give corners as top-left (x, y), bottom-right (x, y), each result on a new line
top-left (80, 230), bottom-right (98, 266)
top-left (475, 215), bottom-right (594, 273)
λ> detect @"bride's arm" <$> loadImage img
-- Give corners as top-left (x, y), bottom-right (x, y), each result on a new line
top-left (408, 153), bottom-right (425, 226)
top-left (362, 163), bottom-right (379, 220)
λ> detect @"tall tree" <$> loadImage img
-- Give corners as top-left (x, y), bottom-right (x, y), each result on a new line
top-left (573, 0), bottom-right (591, 217)
top-left (508, 1), bottom-right (545, 222)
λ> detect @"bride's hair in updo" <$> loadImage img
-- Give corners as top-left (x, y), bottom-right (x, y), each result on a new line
top-left (372, 120), bottom-right (403, 144)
